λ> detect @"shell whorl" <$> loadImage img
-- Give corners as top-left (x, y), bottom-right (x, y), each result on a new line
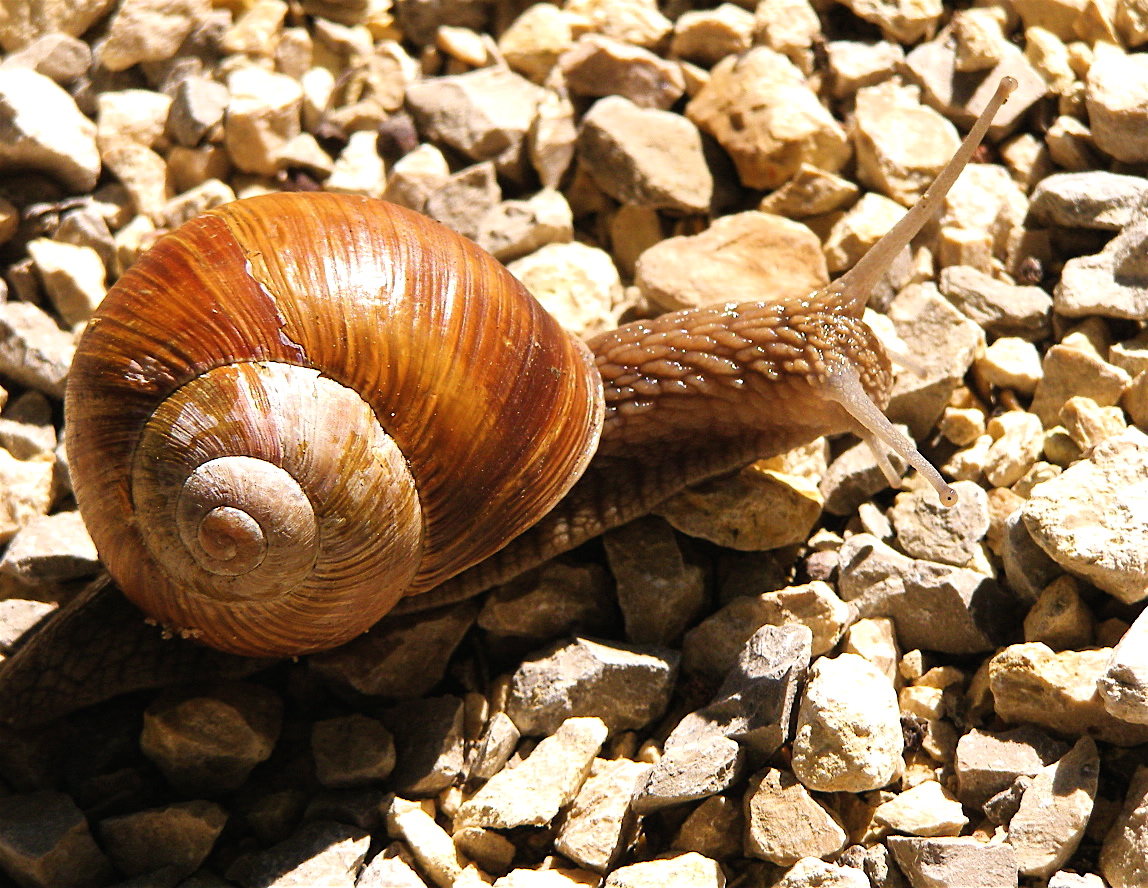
top-left (66, 193), bottom-right (604, 657)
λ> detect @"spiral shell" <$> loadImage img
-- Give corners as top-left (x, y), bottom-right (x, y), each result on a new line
top-left (65, 193), bottom-right (604, 657)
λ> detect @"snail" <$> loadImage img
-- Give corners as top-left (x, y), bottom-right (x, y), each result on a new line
top-left (0, 78), bottom-right (1016, 722)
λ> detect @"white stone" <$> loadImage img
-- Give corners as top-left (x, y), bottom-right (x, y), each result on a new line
top-left (791, 653), bottom-right (903, 792)
top-left (386, 797), bottom-right (464, 888)
top-left (0, 68), bottom-right (99, 191)
top-left (507, 242), bottom-right (622, 338)
top-left (0, 450), bottom-right (55, 543)
top-left (604, 852), bottom-right (724, 888)
top-left (1100, 765), bottom-right (1148, 888)
top-left (325, 130), bottom-right (385, 198)
top-left (224, 67), bottom-right (303, 176)
top-left (26, 239), bottom-right (106, 326)
top-left (1007, 738), bottom-right (1099, 878)
top-left (1099, 605), bottom-right (1148, 724)
top-left (874, 780), bottom-right (968, 837)
top-left (555, 758), bottom-right (650, 873)
top-left (455, 718), bottom-right (607, 830)
top-left (1023, 428), bottom-right (1148, 603)
top-left (775, 858), bottom-right (869, 888)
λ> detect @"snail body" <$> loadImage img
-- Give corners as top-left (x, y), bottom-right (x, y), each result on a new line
top-left (3, 78), bottom-right (1015, 715)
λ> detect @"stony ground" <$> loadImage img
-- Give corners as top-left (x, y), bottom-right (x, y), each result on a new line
top-left (0, 0), bottom-right (1146, 886)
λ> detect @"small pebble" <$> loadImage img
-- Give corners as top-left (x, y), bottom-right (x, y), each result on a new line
top-left (477, 562), bottom-right (614, 642)
top-left (791, 653), bottom-right (903, 793)
top-left (0, 791), bottom-right (114, 888)
top-left (824, 40), bottom-right (904, 99)
top-left (758, 163), bottom-right (859, 218)
top-left (229, 820), bottom-right (370, 888)
top-left (0, 69), bottom-right (100, 191)
top-left (1098, 604), bottom-right (1148, 725)
top-left (0, 298), bottom-right (76, 399)
top-left (25, 238), bottom-right (106, 327)
top-left (507, 241), bottom-right (622, 338)
top-left (823, 192), bottom-right (906, 274)
top-left (555, 757), bottom-right (650, 872)
top-left (630, 737), bottom-right (744, 813)
top-left (506, 637), bottom-right (677, 736)
top-left (743, 767), bottom-right (847, 865)
top-left (672, 796), bottom-right (742, 860)
top-left (670, 5), bottom-right (754, 68)
top-left (0, 510), bottom-right (99, 582)
top-left (1086, 44), bottom-right (1148, 164)
top-left (840, 617), bottom-right (899, 684)
top-left (97, 801), bottom-right (227, 879)
top-left (655, 464), bottom-right (823, 551)
top-left (602, 515), bottom-right (705, 646)
top-left (685, 46), bottom-right (849, 190)
top-left (0, 599), bottom-right (57, 652)
top-left (0, 33), bottom-right (91, 84)
top-left (311, 714), bottom-right (396, 788)
top-left (905, 30), bottom-right (1046, 137)
top-left (1056, 218), bottom-right (1148, 320)
top-left (476, 189), bottom-right (573, 263)
top-left (406, 66), bottom-right (544, 164)
top-left (381, 696), bottom-right (466, 797)
top-left (166, 77), bottom-right (229, 148)
top-left (990, 643), bottom-right (1148, 746)
top-left (560, 35), bottom-right (685, 110)
top-left (887, 836), bottom-right (1018, 888)
top-left (775, 857), bottom-right (869, 888)
top-left (387, 797), bottom-right (464, 888)
top-left (820, 434), bottom-right (909, 515)
top-left (1024, 576), bottom-right (1094, 651)
top-left (886, 282), bottom-right (984, 439)
top-left (939, 266), bottom-right (1052, 341)
top-left (872, 780), bottom-right (968, 837)
top-left (984, 410), bottom-right (1044, 489)
top-left (357, 844), bottom-right (427, 888)
top-left (1029, 171), bottom-right (1148, 230)
top-left (498, 4), bottom-right (585, 83)
top-left (325, 129), bottom-right (386, 198)
top-left (454, 826), bottom-right (515, 876)
top-left (385, 143), bottom-right (450, 212)
top-left (1023, 428), bottom-right (1148, 604)
top-left (636, 211), bottom-right (827, 311)
top-left (1029, 345), bottom-right (1130, 429)
top-left (1100, 765), bottom-right (1148, 888)
top-left (681, 581), bottom-right (847, 678)
top-left (1006, 737), bottom-right (1099, 878)
top-left (853, 81), bottom-right (958, 207)
top-left (889, 480), bottom-right (989, 567)
top-left (838, 533), bottom-right (1017, 654)
top-left (469, 711), bottom-right (521, 782)
top-left (310, 602), bottom-right (478, 699)
top-left (577, 95), bottom-right (711, 214)
top-left (565, 0), bottom-right (672, 49)
top-left (100, 0), bottom-right (207, 71)
top-left (667, 624), bottom-right (811, 758)
top-left (224, 66), bottom-right (302, 177)
top-left (604, 853), bottom-right (725, 888)
top-left (977, 337), bottom-right (1043, 395)
top-left (839, 0), bottom-right (942, 42)
top-left (425, 162), bottom-right (501, 241)
top-left (455, 717), bottom-right (607, 830)
top-left (0, 450), bottom-right (55, 543)
top-left (140, 682), bottom-right (283, 796)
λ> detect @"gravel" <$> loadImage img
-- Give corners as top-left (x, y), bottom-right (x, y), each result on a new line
top-left (0, 2), bottom-right (1145, 887)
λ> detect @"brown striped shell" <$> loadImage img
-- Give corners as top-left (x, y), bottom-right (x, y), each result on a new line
top-left (65, 193), bottom-right (604, 657)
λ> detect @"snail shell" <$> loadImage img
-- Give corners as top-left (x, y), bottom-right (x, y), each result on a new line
top-left (66, 193), bottom-right (604, 658)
